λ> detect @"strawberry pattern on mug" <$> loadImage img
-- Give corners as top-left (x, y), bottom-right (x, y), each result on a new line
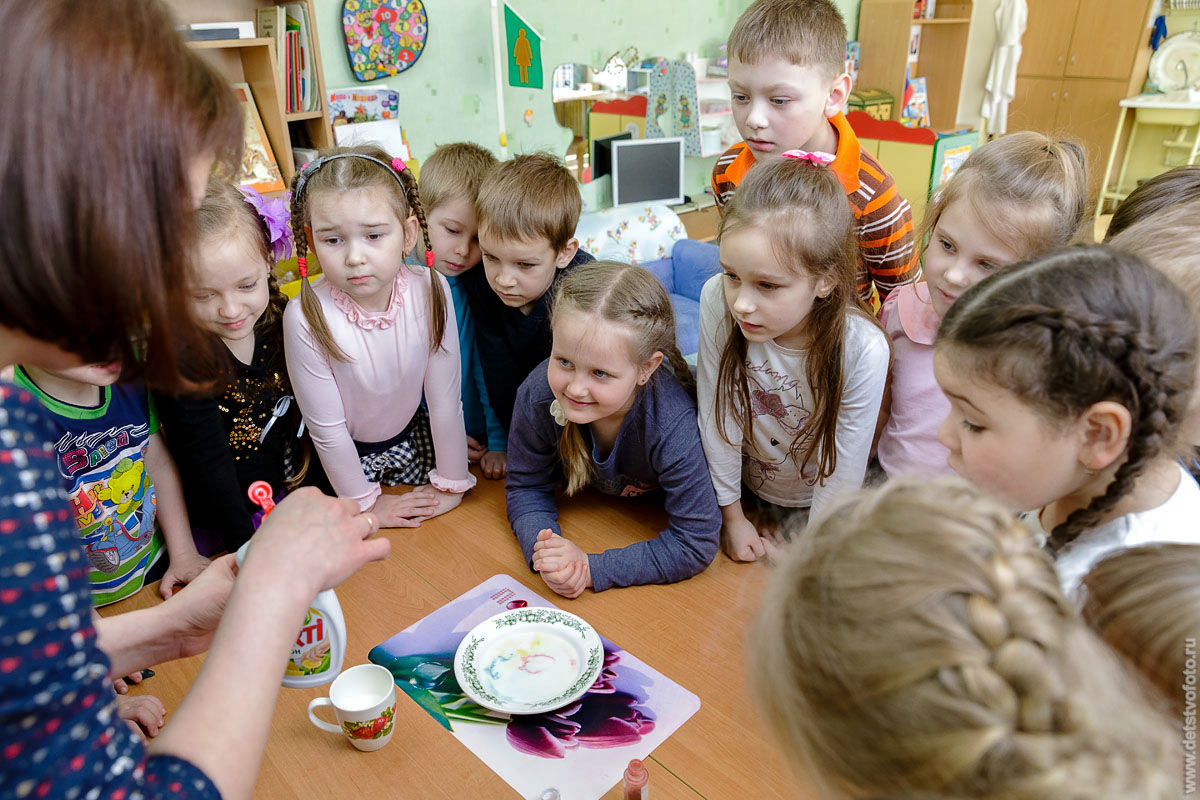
top-left (0, 383), bottom-right (220, 799)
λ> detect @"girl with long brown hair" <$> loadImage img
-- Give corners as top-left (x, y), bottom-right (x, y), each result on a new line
top-left (935, 244), bottom-right (1200, 596)
top-left (283, 145), bottom-right (474, 527)
top-left (0, 1), bottom-right (388, 797)
top-left (505, 262), bottom-right (720, 598)
top-left (697, 153), bottom-right (889, 561)
top-left (156, 177), bottom-right (324, 555)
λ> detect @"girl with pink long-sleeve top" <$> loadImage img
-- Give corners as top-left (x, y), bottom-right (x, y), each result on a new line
top-left (283, 146), bottom-right (476, 527)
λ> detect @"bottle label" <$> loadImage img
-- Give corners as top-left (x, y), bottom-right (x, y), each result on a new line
top-left (286, 607), bottom-right (332, 676)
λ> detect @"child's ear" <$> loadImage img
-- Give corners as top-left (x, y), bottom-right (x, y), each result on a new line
top-left (555, 238), bottom-right (580, 270)
top-left (638, 351), bottom-right (664, 385)
top-left (403, 213), bottom-right (420, 256)
top-left (815, 274), bottom-right (837, 299)
top-left (1077, 400), bottom-right (1134, 473)
top-left (823, 72), bottom-right (852, 119)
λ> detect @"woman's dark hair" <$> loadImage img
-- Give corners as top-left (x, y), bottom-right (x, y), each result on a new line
top-left (937, 243), bottom-right (1197, 549)
top-left (1105, 165), bottom-right (1200, 241)
top-left (0, 0), bottom-right (242, 388)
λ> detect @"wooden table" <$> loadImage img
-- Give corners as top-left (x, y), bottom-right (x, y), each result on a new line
top-left (101, 474), bottom-right (811, 799)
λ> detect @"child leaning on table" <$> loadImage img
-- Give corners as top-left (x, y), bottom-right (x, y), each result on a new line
top-left (417, 142), bottom-right (507, 479)
top-left (283, 145), bottom-right (475, 527)
top-left (505, 261), bottom-right (721, 598)
top-left (753, 477), bottom-right (1179, 799)
top-left (711, 0), bottom-right (920, 313)
top-left (460, 153), bottom-right (594, 436)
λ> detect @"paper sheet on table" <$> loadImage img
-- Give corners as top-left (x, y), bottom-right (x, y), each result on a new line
top-left (369, 574), bottom-right (701, 800)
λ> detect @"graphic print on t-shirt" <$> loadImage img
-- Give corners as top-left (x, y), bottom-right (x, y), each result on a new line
top-left (743, 362), bottom-right (817, 493)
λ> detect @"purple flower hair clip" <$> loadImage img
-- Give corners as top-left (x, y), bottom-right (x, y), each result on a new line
top-left (239, 186), bottom-right (294, 263)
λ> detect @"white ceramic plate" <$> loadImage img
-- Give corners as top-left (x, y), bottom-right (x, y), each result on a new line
top-left (453, 608), bottom-right (604, 715)
top-left (1150, 31), bottom-right (1200, 92)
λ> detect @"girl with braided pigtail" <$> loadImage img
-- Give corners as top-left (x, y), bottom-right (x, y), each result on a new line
top-left (754, 477), bottom-right (1179, 800)
top-left (282, 145), bottom-right (475, 528)
top-left (933, 244), bottom-right (1200, 596)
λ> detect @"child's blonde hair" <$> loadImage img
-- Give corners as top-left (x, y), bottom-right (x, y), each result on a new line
top-left (755, 477), bottom-right (1178, 799)
top-left (1105, 164), bottom-right (1200, 240)
top-left (1109, 199), bottom-right (1200, 316)
top-left (716, 157), bottom-right (870, 485)
top-left (551, 261), bottom-right (694, 495)
top-left (1081, 543), bottom-right (1200, 708)
top-left (288, 145), bottom-right (445, 363)
top-left (476, 153), bottom-right (581, 252)
top-left (727, 0), bottom-right (846, 77)
top-left (419, 141), bottom-right (499, 212)
top-left (937, 244), bottom-right (1197, 550)
top-left (921, 131), bottom-right (1089, 261)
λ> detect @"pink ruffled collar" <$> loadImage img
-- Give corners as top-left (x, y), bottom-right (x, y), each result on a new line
top-left (896, 282), bottom-right (941, 346)
top-left (329, 271), bottom-right (407, 330)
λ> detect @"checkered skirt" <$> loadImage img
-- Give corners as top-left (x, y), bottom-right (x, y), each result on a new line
top-left (355, 405), bottom-right (437, 487)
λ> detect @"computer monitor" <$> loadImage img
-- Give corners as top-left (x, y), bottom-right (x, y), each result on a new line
top-left (611, 137), bottom-right (685, 207)
top-left (591, 131), bottom-right (632, 181)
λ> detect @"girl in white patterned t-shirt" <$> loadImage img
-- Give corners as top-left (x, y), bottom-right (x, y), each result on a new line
top-left (697, 153), bottom-right (890, 562)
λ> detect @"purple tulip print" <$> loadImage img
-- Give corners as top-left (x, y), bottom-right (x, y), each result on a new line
top-left (505, 651), bottom-right (656, 759)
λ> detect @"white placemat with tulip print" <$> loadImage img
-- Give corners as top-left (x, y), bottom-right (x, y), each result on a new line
top-left (368, 574), bottom-right (701, 800)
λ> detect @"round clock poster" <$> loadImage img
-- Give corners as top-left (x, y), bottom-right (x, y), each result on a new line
top-left (342, 0), bottom-right (429, 82)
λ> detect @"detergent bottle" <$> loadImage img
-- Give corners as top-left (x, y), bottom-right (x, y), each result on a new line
top-left (239, 481), bottom-right (347, 688)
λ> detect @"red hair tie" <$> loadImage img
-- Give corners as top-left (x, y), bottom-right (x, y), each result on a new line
top-left (425, 251), bottom-right (435, 268)
top-left (392, 157), bottom-right (407, 173)
top-left (297, 255), bottom-right (308, 278)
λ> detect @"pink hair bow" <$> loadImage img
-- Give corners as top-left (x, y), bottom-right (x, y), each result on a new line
top-left (781, 149), bottom-right (835, 166)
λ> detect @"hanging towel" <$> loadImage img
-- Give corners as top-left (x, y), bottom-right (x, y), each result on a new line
top-left (981, 0), bottom-right (1028, 135)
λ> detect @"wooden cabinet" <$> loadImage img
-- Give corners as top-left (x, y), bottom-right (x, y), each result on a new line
top-left (1018, 0), bottom-right (1079, 78)
top-left (1009, 77), bottom-right (1062, 133)
top-left (1008, 0), bottom-right (1154, 199)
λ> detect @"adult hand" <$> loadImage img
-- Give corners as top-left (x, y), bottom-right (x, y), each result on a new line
top-left (162, 553), bottom-right (237, 661)
top-left (246, 487), bottom-right (390, 597)
top-left (479, 449), bottom-right (507, 480)
top-left (370, 487), bottom-right (440, 528)
top-left (466, 435), bottom-right (487, 463)
top-left (160, 550), bottom-right (212, 599)
top-left (117, 693), bottom-right (167, 738)
top-left (722, 515), bottom-right (769, 562)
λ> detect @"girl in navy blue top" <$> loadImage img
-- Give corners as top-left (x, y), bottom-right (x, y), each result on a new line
top-left (506, 262), bottom-right (721, 598)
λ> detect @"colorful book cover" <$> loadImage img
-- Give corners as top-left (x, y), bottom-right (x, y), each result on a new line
top-left (231, 83), bottom-right (286, 194)
top-left (369, 575), bottom-right (701, 800)
top-left (327, 86), bottom-right (400, 124)
top-left (901, 75), bottom-right (931, 128)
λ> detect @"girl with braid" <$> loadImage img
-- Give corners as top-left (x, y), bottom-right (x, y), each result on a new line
top-left (934, 244), bottom-right (1200, 595)
top-left (754, 477), bottom-right (1179, 799)
top-left (283, 145), bottom-right (475, 527)
top-left (506, 262), bottom-right (721, 598)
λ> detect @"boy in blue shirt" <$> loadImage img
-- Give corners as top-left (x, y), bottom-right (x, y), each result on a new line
top-left (419, 142), bottom-right (508, 478)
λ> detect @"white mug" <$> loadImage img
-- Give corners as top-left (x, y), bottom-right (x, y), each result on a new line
top-left (307, 663), bottom-right (397, 752)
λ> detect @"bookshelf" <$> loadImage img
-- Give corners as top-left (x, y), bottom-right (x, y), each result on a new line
top-left (857, 0), bottom-right (974, 130)
top-left (169, 0), bottom-right (333, 185)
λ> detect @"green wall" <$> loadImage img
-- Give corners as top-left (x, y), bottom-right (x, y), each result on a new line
top-left (315, 0), bottom-right (861, 197)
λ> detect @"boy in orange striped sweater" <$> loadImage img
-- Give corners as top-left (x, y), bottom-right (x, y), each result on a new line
top-left (711, 0), bottom-right (919, 313)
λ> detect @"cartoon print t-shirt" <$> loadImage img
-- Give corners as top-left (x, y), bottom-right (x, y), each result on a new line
top-left (696, 275), bottom-right (890, 515)
top-left (13, 367), bottom-right (164, 606)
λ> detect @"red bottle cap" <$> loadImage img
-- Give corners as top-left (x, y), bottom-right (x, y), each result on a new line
top-left (247, 481), bottom-right (276, 517)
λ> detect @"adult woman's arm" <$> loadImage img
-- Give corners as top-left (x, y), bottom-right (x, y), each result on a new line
top-left (148, 489), bottom-right (388, 800)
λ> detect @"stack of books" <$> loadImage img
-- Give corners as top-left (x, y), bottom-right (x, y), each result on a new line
top-left (256, 3), bottom-right (319, 114)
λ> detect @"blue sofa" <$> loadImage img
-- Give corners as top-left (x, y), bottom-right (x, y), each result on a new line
top-left (640, 239), bottom-right (721, 358)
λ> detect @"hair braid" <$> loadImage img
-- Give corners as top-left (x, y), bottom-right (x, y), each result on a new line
top-left (399, 166), bottom-right (447, 353)
top-left (1009, 306), bottom-right (1178, 550)
top-left (288, 170), bottom-right (350, 363)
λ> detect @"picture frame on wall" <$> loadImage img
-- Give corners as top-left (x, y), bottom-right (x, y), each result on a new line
top-left (232, 82), bottom-right (286, 194)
